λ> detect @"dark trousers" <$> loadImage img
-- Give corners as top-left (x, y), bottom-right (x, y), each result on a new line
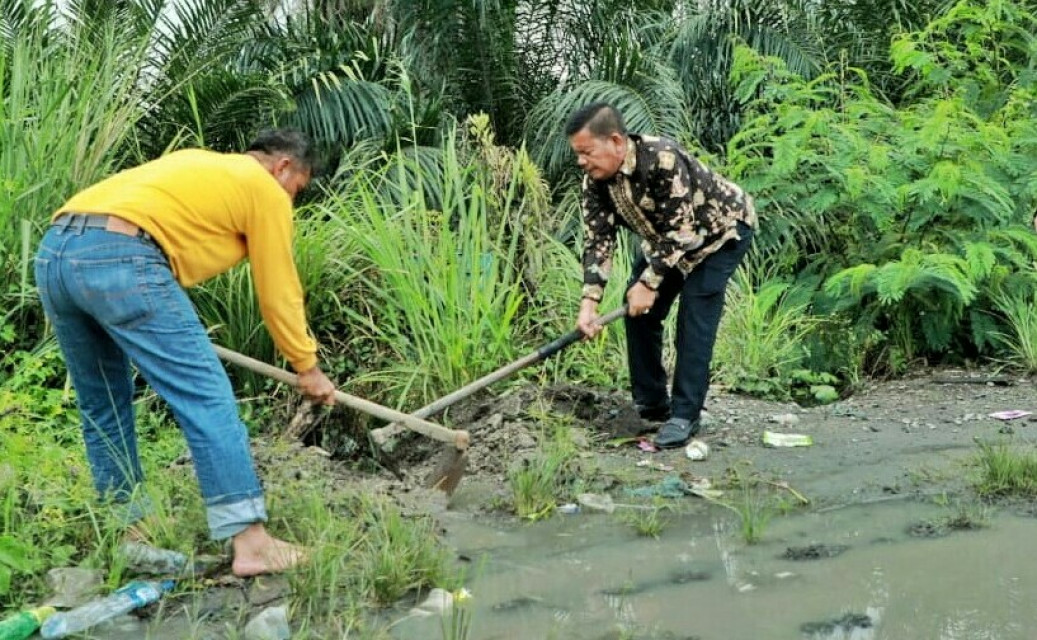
top-left (624, 221), bottom-right (753, 421)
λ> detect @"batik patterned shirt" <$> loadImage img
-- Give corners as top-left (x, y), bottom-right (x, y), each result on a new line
top-left (580, 134), bottom-right (758, 301)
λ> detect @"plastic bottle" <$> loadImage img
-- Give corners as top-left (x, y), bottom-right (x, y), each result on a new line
top-left (0, 606), bottom-right (56, 640)
top-left (39, 580), bottom-right (174, 639)
top-left (118, 541), bottom-right (188, 575)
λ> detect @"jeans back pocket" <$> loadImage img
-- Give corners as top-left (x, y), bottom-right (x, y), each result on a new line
top-left (71, 256), bottom-right (154, 329)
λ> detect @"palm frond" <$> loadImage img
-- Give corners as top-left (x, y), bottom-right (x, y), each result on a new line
top-left (526, 77), bottom-right (692, 181)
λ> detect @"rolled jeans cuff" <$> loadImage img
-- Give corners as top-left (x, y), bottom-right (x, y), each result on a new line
top-left (207, 496), bottom-right (268, 540)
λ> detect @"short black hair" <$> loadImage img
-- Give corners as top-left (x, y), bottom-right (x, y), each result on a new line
top-left (247, 128), bottom-right (321, 174)
top-left (564, 102), bottom-right (627, 138)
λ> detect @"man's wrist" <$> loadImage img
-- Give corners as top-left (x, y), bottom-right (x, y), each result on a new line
top-left (638, 267), bottom-right (663, 291)
top-left (581, 283), bottom-right (604, 302)
top-left (298, 364), bottom-right (322, 377)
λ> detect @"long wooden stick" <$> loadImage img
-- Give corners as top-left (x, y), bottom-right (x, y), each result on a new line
top-left (213, 345), bottom-right (469, 450)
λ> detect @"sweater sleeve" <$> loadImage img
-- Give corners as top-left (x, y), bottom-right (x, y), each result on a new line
top-left (243, 187), bottom-right (318, 372)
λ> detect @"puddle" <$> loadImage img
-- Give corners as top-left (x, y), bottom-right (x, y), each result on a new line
top-left (395, 500), bottom-right (1037, 639)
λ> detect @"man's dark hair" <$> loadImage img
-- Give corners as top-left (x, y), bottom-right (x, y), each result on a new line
top-left (247, 128), bottom-right (321, 174)
top-left (564, 102), bottom-right (627, 138)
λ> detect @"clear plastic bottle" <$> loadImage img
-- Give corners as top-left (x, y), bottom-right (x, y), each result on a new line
top-left (39, 580), bottom-right (174, 639)
top-left (118, 541), bottom-right (188, 575)
top-left (0, 606), bottom-right (56, 640)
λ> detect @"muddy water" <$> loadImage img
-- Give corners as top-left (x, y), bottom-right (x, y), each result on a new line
top-left (395, 500), bottom-right (1037, 639)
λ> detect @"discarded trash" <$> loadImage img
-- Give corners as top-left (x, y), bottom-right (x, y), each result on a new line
top-left (388, 588), bottom-right (472, 631)
top-left (624, 475), bottom-right (724, 500)
top-left (635, 459), bottom-right (674, 472)
top-left (989, 410), bottom-right (1032, 420)
top-left (577, 493), bottom-right (617, 514)
top-left (762, 431), bottom-right (813, 447)
top-left (40, 580), bottom-right (174, 639)
top-left (0, 607), bottom-right (55, 640)
top-left (626, 476), bottom-right (691, 499)
top-left (685, 440), bottom-right (709, 461)
top-left (119, 541), bottom-right (188, 575)
top-left (637, 439), bottom-right (659, 453)
top-left (409, 588), bottom-right (454, 617)
top-left (42, 568), bottom-right (104, 608)
top-left (769, 413), bottom-right (800, 426)
top-left (557, 503), bottom-right (581, 515)
top-left (243, 605), bottom-right (290, 640)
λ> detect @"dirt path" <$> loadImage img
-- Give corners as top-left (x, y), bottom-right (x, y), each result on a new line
top-left (393, 368), bottom-right (1037, 513)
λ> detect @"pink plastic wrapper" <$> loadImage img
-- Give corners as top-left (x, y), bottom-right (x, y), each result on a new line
top-left (988, 410), bottom-right (1032, 420)
top-left (637, 439), bottom-right (659, 453)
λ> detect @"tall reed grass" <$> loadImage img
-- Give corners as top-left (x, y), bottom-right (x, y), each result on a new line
top-left (992, 288), bottom-right (1037, 372)
top-left (713, 260), bottom-right (817, 395)
top-left (0, 7), bottom-right (150, 344)
top-left (318, 129), bottom-right (530, 408)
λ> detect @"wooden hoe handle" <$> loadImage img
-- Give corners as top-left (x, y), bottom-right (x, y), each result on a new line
top-left (212, 345), bottom-right (469, 450)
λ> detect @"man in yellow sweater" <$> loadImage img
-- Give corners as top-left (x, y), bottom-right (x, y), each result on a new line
top-left (34, 129), bottom-right (334, 576)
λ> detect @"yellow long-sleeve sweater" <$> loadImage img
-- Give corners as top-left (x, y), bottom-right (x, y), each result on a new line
top-left (54, 149), bottom-right (317, 372)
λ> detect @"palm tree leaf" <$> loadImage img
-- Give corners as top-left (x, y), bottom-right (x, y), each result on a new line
top-left (526, 78), bottom-right (691, 181)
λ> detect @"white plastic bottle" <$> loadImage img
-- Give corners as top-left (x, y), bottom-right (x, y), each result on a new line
top-left (39, 580), bottom-right (174, 639)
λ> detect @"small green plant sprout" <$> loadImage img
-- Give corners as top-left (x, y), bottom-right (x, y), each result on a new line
top-left (620, 497), bottom-right (675, 538)
top-left (440, 588), bottom-right (474, 640)
top-left (714, 463), bottom-right (808, 544)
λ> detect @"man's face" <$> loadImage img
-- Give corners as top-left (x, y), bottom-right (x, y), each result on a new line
top-left (272, 157), bottom-right (311, 201)
top-left (569, 128), bottom-right (626, 181)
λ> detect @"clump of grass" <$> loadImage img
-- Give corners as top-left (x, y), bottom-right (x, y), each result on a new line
top-left (991, 289), bottom-right (1037, 373)
top-left (908, 498), bottom-right (990, 538)
top-left (620, 498), bottom-right (674, 538)
top-left (943, 500), bottom-right (990, 531)
top-left (284, 489), bottom-right (456, 620)
top-left (713, 260), bottom-right (819, 399)
top-left (507, 421), bottom-right (579, 520)
top-left (973, 441), bottom-right (1037, 498)
top-left (359, 499), bottom-right (456, 605)
top-left (732, 482), bottom-right (773, 545)
top-left (714, 465), bottom-right (796, 544)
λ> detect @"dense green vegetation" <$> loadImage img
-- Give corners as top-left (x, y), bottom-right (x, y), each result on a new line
top-left (3, 0), bottom-right (1037, 631)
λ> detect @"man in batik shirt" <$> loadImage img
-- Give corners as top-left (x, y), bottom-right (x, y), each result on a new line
top-left (566, 102), bottom-right (757, 448)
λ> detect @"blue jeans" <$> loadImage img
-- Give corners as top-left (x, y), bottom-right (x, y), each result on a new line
top-left (34, 223), bottom-right (267, 539)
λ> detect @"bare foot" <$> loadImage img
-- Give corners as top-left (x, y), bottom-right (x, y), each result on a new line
top-left (230, 524), bottom-right (309, 577)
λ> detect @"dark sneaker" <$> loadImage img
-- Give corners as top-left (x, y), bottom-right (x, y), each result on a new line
top-left (636, 404), bottom-right (672, 423)
top-left (654, 417), bottom-right (702, 449)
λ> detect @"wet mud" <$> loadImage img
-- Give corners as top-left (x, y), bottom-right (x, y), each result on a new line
top-left (55, 367), bottom-right (1037, 638)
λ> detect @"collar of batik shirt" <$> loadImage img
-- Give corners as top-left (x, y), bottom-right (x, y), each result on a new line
top-left (618, 136), bottom-right (638, 177)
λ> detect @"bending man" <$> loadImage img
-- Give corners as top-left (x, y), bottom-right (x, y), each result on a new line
top-left (567, 103), bottom-right (757, 448)
top-left (34, 129), bottom-right (335, 576)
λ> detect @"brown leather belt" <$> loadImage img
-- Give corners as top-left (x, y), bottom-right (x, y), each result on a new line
top-left (53, 213), bottom-right (154, 243)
